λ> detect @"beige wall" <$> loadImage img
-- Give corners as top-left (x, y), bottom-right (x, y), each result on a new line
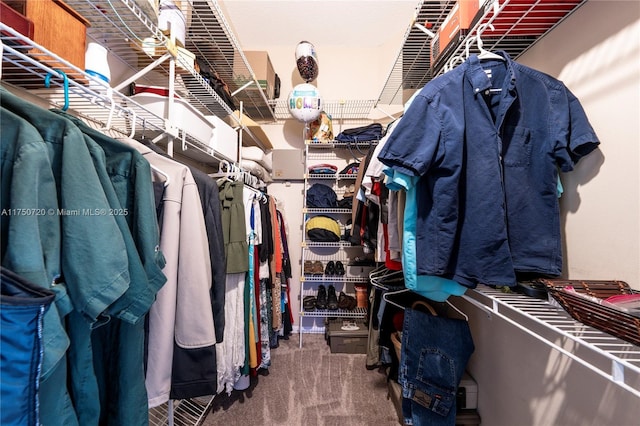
top-left (518, 0), bottom-right (640, 289)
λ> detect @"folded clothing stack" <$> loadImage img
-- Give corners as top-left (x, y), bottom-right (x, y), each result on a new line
top-left (308, 163), bottom-right (337, 174)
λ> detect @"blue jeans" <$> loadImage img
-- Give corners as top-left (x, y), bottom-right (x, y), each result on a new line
top-left (1, 268), bottom-right (55, 426)
top-left (399, 307), bottom-right (474, 426)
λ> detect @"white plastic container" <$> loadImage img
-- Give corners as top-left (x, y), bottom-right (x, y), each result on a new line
top-left (158, 0), bottom-right (186, 46)
top-left (205, 115), bottom-right (239, 162)
top-left (131, 92), bottom-right (214, 145)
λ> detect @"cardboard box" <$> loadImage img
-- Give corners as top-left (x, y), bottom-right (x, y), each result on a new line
top-left (326, 319), bottom-right (368, 354)
top-left (430, 0), bottom-right (484, 71)
top-left (4, 0), bottom-right (90, 73)
top-left (234, 50), bottom-right (276, 100)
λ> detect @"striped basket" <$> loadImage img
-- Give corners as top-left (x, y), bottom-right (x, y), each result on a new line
top-left (541, 279), bottom-right (640, 346)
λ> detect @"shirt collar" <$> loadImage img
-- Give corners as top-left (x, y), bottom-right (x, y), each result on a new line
top-left (466, 50), bottom-right (517, 95)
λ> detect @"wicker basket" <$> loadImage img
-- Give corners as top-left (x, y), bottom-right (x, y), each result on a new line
top-left (541, 279), bottom-right (640, 346)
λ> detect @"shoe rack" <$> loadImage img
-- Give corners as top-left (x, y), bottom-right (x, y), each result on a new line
top-left (299, 139), bottom-right (375, 348)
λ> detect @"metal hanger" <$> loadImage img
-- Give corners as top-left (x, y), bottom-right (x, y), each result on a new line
top-left (382, 287), bottom-right (469, 321)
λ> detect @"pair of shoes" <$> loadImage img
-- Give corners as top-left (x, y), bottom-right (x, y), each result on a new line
top-left (324, 261), bottom-right (345, 276)
top-left (325, 261), bottom-right (336, 275)
top-left (304, 260), bottom-right (324, 275)
top-left (303, 295), bottom-right (317, 311)
top-left (303, 260), bottom-right (314, 275)
top-left (337, 292), bottom-right (357, 310)
top-left (316, 285), bottom-right (327, 309)
top-left (327, 285), bottom-right (338, 310)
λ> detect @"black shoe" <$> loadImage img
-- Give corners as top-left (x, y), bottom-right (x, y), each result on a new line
top-left (335, 261), bottom-right (345, 276)
top-left (316, 285), bottom-right (327, 309)
top-left (325, 261), bottom-right (336, 276)
top-left (327, 285), bottom-right (339, 310)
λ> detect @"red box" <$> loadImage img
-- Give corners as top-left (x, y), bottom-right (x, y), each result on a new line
top-left (431, 1), bottom-right (484, 66)
top-left (4, 0), bottom-right (90, 73)
top-left (0, 1), bottom-right (35, 42)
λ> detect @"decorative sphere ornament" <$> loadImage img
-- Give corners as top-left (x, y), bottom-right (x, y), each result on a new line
top-left (295, 41), bottom-right (319, 82)
top-left (288, 83), bottom-right (323, 122)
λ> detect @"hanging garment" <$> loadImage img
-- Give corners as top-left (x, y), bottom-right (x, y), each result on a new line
top-left (57, 117), bottom-right (166, 426)
top-left (219, 181), bottom-right (250, 274)
top-left (120, 138), bottom-right (220, 401)
top-left (385, 169), bottom-right (467, 302)
top-left (187, 166), bottom-right (227, 344)
top-left (378, 51), bottom-right (600, 287)
top-left (0, 268), bottom-right (55, 426)
top-left (118, 143), bottom-right (214, 408)
top-left (216, 180), bottom-right (248, 395)
top-left (399, 308), bottom-right (474, 426)
top-left (2, 90), bottom-right (132, 426)
top-left (215, 272), bottom-right (246, 395)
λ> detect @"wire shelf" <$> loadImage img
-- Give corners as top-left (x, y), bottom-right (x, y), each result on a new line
top-left (306, 140), bottom-right (380, 148)
top-left (272, 99), bottom-right (377, 122)
top-left (462, 285), bottom-right (640, 399)
top-left (305, 208), bottom-right (352, 215)
top-left (302, 275), bottom-right (369, 284)
top-left (300, 307), bottom-right (368, 319)
top-left (149, 398), bottom-right (213, 426)
top-left (377, 0), bottom-right (587, 105)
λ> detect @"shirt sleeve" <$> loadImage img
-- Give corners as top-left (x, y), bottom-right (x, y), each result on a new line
top-left (554, 85), bottom-right (600, 172)
top-left (377, 94), bottom-right (442, 177)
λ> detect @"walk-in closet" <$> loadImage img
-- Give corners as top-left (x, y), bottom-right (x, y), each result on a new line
top-left (1, 1), bottom-right (638, 425)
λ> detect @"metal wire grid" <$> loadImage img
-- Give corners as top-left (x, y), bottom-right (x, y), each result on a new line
top-left (186, 0), bottom-right (275, 121)
top-left (377, 0), bottom-right (587, 106)
top-left (0, 23), bottom-right (166, 131)
top-left (306, 173), bottom-right (358, 181)
top-left (305, 208), bottom-right (352, 215)
top-left (464, 285), bottom-right (640, 398)
top-left (58, 0), bottom-right (273, 122)
top-left (271, 99), bottom-right (377, 122)
top-left (148, 398), bottom-right (213, 426)
top-left (300, 305), bottom-right (368, 319)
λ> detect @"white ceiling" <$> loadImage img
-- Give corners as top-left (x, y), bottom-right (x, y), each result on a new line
top-left (218, 0), bottom-right (421, 110)
top-left (219, 0), bottom-right (419, 49)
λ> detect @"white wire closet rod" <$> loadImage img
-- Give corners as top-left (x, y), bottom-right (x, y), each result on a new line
top-left (461, 286), bottom-right (640, 399)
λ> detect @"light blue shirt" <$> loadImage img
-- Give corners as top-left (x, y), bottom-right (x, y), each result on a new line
top-left (384, 167), bottom-right (467, 301)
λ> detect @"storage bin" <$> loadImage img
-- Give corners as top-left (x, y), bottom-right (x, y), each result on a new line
top-left (326, 319), bottom-right (368, 354)
top-left (130, 91), bottom-right (214, 146)
top-left (205, 115), bottom-right (238, 162)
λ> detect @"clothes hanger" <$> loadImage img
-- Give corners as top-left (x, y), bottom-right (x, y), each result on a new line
top-left (44, 69), bottom-right (70, 111)
top-left (381, 287), bottom-right (469, 321)
top-left (209, 160), bottom-right (233, 181)
top-left (125, 110), bottom-right (170, 187)
top-left (476, 23), bottom-right (504, 61)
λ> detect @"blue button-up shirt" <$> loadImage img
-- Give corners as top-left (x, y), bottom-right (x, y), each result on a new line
top-left (378, 51), bottom-right (599, 287)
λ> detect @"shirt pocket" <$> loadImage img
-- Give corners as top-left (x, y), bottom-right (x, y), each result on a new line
top-left (502, 125), bottom-right (532, 167)
top-left (410, 347), bottom-right (457, 417)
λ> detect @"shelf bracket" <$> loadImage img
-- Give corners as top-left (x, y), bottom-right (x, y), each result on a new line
top-left (411, 7), bottom-right (435, 38)
top-left (112, 52), bottom-right (172, 93)
top-left (231, 80), bottom-right (255, 97)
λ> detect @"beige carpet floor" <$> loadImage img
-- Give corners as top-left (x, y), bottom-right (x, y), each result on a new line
top-left (200, 333), bottom-right (401, 426)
